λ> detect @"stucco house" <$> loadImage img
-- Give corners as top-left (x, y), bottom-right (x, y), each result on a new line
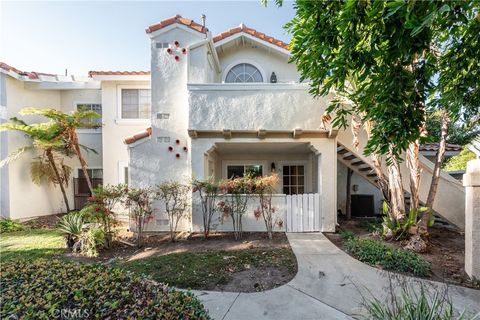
top-left (0, 15), bottom-right (466, 234)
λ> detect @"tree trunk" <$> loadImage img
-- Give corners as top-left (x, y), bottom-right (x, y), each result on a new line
top-left (46, 149), bottom-right (71, 212)
top-left (406, 140), bottom-right (421, 210)
top-left (346, 168), bottom-right (352, 219)
top-left (70, 130), bottom-right (93, 193)
top-left (418, 111), bottom-right (450, 233)
top-left (387, 156), bottom-right (405, 221)
top-left (365, 120), bottom-right (390, 202)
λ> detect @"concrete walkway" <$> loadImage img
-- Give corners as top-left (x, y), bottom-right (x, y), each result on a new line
top-left (194, 233), bottom-right (480, 320)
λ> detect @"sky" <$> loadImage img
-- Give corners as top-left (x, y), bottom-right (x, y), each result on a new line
top-left (0, 1), bottom-right (295, 76)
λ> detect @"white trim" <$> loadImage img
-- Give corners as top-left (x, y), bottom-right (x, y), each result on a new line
top-left (116, 85), bottom-right (151, 121)
top-left (222, 160), bottom-right (268, 179)
top-left (74, 167), bottom-right (103, 179)
top-left (148, 23), bottom-right (206, 39)
top-left (74, 101), bottom-right (103, 132)
top-left (188, 83), bottom-right (309, 91)
top-left (24, 81), bottom-right (101, 90)
top-left (221, 59), bottom-right (267, 83)
top-left (118, 161), bottom-right (129, 185)
top-left (0, 106), bottom-right (6, 120)
top-left (214, 33), bottom-right (291, 57)
top-left (89, 75), bottom-right (150, 81)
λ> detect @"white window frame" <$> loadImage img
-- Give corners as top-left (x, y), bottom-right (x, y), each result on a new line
top-left (116, 85), bottom-right (152, 125)
top-left (75, 167), bottom-right (103, 179)
top-left (222, 160), bottom-right (268, 179)
top-left (222, 59), bottom-right (266, 84)
top-left (74, 101), bottom-right (102, 133)
top-left (278, 161), bottom-right (308, 195)
top-left (118, 161), bottom-right (129, 185)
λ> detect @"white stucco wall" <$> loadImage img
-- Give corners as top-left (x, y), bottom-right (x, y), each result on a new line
top-left (188, 84), bottom-right (331, 131)
top-left (217, 45), bottom-right (298, 83)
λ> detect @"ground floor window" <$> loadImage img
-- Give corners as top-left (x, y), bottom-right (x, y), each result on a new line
top-left (74, 168), bottom-right (103, 210)
top-left (226, 164), bottom-right (263, 179)
top-left (282, 165), bottom-right (305, 195)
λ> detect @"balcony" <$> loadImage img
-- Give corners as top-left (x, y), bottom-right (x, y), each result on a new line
top-left (187, 83), bottom-right (331, 131)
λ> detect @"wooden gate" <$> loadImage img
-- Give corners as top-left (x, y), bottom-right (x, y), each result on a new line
top-left (286, 193), bottom-right (321, 232)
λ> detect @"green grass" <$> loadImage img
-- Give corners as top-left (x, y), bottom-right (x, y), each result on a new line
top-left (123, 248), bottom-right (296, 289)
top-left (345, 237), bottom-right (431, 277)
top-left (0, 228), bottom-right (65, 261)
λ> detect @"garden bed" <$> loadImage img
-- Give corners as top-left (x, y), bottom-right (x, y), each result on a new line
top-left (66, 231), bottom-right (297, 292)
top-left (326, 218), bottom-right (479, 289)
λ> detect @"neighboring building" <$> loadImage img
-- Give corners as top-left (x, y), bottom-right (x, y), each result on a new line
top-left (0, 15), bottom-right (466, 233)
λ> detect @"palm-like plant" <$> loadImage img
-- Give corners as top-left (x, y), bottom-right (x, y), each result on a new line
top-left (19, 108), bottom-right (100, 193)
top-left (57, 212), bottom-right (85, 248)
top-left (0, 117), bottom-right (73, 211)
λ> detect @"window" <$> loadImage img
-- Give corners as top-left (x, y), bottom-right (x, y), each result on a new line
top-left (226, 164), bottom-right (263, 179)
top-left (77, 103), bottom-right (102, 126)
top-left (78, 168), bottom-right (103, 179)
top-left (121, 89), bottom-right (151, 119)
top-left (123, 167), bottom-right (129, 185)
top-left (283, 165), bottom-right (305, 195)
top-left (225, 63), bottom-right (263, 83)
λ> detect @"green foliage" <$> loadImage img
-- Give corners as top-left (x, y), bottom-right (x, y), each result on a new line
top-left (426, 110), bottom-right (479, 146)
top-left (381, 202), bottom-right (431, 239)
top-left (339, 230), bottom-right (355, 240)
top-left (345, 237), bottom-right (430, 277)
top-left (364, 285), bottom-right (470, 320)
top-left (443, 148), bottom-right (477, 171)
top-left (192, 178), bottom-right (220, 239)
top-left (123, 248), bottom-right (296, 290)
top-left (155, 181), bottom-right (190, 242)
top-left (0, 218), bottom-right (24, 233)
top-left (358, 220), bottom-right (382, 233)
top-left (57, 212), bottom-right (84, 242)
top-left (123, 187), bottom-right (154, 247)
top-left (0, 229), bottom-right (65, 261)
top-left (283, 1), bottom-right (480, 162)
top-left (80, 227), bottom-right (106, 257)
top-left (0, 259), bottom-right (210, 319)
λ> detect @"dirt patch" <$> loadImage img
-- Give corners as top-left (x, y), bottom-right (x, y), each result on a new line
top-left (326, 218), bottom-right (479, 290)
top-left (63, 232), bottom-right (297, 292)
top-left (21, 214), bottom-right (64, 229)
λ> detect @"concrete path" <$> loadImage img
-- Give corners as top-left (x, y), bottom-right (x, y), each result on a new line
top-left (194, 233), bottom-right (480, 320)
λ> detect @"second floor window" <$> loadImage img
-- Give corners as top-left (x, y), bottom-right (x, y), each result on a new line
top-left (77, 103), bottom-right (102, 126)
top-left (225, 63), bottom-right (263, 83)
top-left (121, 89), bottom-right (151, 119)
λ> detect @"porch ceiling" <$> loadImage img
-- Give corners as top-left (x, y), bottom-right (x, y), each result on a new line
top-left (214, 142), bottom-right (312, 155)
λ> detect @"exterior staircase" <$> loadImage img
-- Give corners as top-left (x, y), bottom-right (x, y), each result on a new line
top-left (336, 129), bottom-right (465, 229)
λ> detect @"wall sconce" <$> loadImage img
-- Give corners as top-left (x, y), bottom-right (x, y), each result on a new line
top-left (353, 184), bottom-right (359, 192)
top-left (270, 72), bottom-right (277, 83)
top-left (271, 162), bottom-right (276, 172)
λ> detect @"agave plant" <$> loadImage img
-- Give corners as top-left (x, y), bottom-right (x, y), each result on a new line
top-left (57, 212), bottom-right (85, 248)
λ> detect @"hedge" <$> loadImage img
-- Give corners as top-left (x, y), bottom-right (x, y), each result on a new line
top-left (0, 259), bottom-right (210, 319)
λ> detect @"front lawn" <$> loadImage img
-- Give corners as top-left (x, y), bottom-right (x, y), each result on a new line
top-left (123, 247), bottom-right (296, 292)
top-left (0, 228), bottom-right (65, 261)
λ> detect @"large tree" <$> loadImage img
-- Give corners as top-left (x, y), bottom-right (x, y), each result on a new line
top-left (268, 0), bottom-right (480, 237)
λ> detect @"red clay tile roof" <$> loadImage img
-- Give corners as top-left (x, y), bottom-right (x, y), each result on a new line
top-left (88, 71), bottom-right (151, 77)
top-left (213, 24), bottom-right (290, 51)
top-left (124, 127), bottom-right (152, 145)
top-left (0, 62), bottom-right (56, 79)
top-left (420, 143), bottom-right (462, 152)
top-left (146, 14), bottom-right (207, 34)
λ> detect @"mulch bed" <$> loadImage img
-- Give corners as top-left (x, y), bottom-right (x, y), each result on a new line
top-left (326, 218), bottom-right (479, 290)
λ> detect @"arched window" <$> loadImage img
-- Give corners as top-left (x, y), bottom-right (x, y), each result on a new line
top-left (225, 63), bottom-right (263, 83)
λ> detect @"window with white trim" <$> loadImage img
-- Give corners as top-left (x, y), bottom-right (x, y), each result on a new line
top-left (78, 168), bottom-right (103, 179)
top-left (76, 103), bottom-right (102, 126)
top-left (121, 89), bottom-right (151, 119)
top-left (225, 63), bottom-right (263, 83)
top-left (226, 164), bottom-right (263, 179)
top-left (282, 165), bottom-right (305, 195)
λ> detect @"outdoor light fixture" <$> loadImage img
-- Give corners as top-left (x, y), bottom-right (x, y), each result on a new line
top-left (271, 162), bottom-right (276, 172)
top-left (353, 184), bottom-right (359, 192)
top-left (270, 72), bottom-right (277, 83)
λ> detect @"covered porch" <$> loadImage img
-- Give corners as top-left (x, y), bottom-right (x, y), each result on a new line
top-left (190, 137), bottom-right (337, 233)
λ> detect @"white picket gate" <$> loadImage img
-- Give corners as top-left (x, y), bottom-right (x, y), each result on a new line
top-left (286, 193), bottom-right (321, 232)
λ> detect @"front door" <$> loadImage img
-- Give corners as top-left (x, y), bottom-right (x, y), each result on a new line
top-left (282, 165), bottom-right (305, 195)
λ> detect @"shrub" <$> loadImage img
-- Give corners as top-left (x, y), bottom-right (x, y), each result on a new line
top-left (0, 259), bottom-right (210, 319)
top-left (339, 230), bottom-right (355, 240)
top-left (80, 227), bottom-right (106, 257)
top-left (345, 237), bottom-right (430, 277)
top-left (57, 212), bottom-right (84, 248)
top-left (0, 218), bottom-right (24, 233)
top-left (364, 284), bottom-right (471, 320)
top-left (155, 181), bottom-right (190, 242)
top-left (123, 187), bottom-right (154, 247)
top-left (80, 184), bottom-right (125, 248)
top-left (192, 178), bottom-right (220, 239)
top-left (253, 174), bottom-right (282, 240)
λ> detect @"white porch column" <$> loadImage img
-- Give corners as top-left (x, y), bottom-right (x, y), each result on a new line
top-left (312, 138), bottom-right (337, 232)
top-left (463, 159), bottom-right (480, 279)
